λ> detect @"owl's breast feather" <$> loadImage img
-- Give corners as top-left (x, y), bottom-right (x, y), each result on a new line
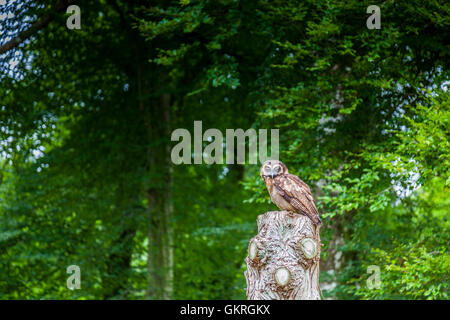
top-left (264, 177), bottom-right (273, 193)
top-left (265, 177), bottom-right (293, 211)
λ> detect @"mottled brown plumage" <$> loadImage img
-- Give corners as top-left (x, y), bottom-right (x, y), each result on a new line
top-left (260, 160), bottom-right (321, 225)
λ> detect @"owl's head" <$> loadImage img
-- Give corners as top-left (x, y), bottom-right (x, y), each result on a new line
top-left (260, 160), bottom-right (288, 179)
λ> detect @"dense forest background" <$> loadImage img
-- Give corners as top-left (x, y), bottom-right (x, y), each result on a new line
top-left (0, 0), bottom-right (448, 299)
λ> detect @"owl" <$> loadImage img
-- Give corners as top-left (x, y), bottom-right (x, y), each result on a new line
top-left (260, 160), bottom-right (321, 226)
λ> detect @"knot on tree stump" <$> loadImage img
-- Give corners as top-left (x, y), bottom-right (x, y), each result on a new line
top-left (245, 211), bottom-right (322, 300)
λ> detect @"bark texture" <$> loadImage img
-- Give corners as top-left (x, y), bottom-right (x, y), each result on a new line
top-left (245, 211), bottom-right (321, 300)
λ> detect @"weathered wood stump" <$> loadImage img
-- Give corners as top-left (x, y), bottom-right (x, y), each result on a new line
top-left (245, 211), bottom-right (321, 300)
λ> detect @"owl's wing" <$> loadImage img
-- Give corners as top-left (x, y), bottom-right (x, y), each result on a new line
top-left (273, 174), bottom-right (321, 225)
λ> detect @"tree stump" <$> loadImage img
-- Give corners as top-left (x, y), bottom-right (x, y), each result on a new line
top-left (245, 211), bottom-right (322, 300)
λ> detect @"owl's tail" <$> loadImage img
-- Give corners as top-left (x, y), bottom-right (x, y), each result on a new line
top-left (302, 210), bottom-right (321, 226)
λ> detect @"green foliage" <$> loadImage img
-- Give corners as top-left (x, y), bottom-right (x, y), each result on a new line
top-left (348, 178), bottom-right (449, 300)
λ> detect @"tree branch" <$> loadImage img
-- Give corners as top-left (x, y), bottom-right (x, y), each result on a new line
top-left (0, 0), bottom-right (73, 55)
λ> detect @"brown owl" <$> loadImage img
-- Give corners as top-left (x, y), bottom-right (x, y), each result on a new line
top-left (260, 160), bottom-right (321, 226)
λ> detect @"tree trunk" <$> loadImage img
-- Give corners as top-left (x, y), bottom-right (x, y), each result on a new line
top-left (162, 93), bottom-right (174, 299)
top-left (245, 211), bottom-right (322, 300)
top-left (144, 94), bottom-right (174, 300)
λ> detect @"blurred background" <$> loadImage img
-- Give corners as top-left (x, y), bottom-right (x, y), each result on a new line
top-left (0, 0), bottom-right (448, 299)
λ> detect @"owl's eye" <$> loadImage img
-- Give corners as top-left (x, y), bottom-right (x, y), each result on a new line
top-left (274, 166), bottom-right (281, 172)
top-left (265, 166), bottom-right (271, 171)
